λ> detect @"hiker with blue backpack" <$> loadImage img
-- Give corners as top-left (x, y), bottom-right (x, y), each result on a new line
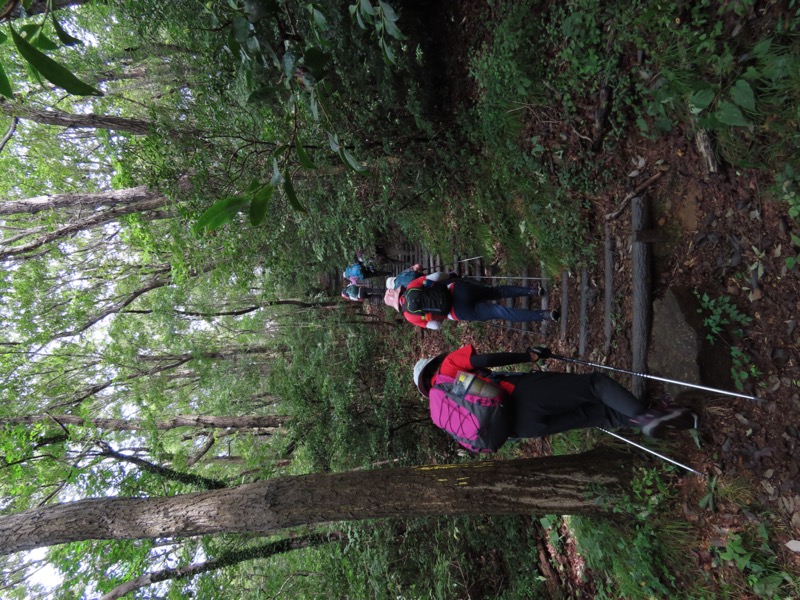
top-left (383, 271), bottom-right (558, 329)
top-left (386, 263), bottom-right (425, 290)
top-left (413, 344), bottom-right (698, 452)
top-left (341, 284), bottom-right (383, 302)
top-left (343, 261), bottom-right (392, 285)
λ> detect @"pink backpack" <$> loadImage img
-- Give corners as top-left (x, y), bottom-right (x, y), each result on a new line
top-left (428, 372), bottom-right (513, 452)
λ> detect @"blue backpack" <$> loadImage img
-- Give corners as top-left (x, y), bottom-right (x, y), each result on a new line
top-left (394, 268), bottom-right (423, 289)
top-left (344, 263), bottom-right (365, 279)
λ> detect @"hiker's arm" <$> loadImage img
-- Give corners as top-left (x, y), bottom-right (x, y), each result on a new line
top-left (470, 352), bottom-right (530, 369)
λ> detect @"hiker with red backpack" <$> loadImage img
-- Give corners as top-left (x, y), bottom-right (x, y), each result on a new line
top-left (383, 271), bottom-right (558, 329)
top-left (413, 344), bottom-right (698, 452)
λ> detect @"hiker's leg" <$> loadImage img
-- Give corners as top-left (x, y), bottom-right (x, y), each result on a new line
top-left (471, 303), bottom-right (551, 322)
top-left (452, 281), bottom-right (550, 322)
top-left (588, 374), bottom-right (648, 419)
top-left (495, 285), bottom-right (541, 298)
top-left (509, 372), bottom-right (634, 437)
top-left (454, 281), bottom-right (537, 301)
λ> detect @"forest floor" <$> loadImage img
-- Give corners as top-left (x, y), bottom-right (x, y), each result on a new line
top-left (408, 0), bottom-right (800, 596)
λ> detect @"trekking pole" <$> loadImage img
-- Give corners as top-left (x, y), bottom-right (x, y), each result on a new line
top-left (465, 275), bottom-right (549, 281)
top-left (596, 428), bottom-right (705, 477)
top-left (548, 352), bottom-right (764, 403)
top-left (420, 256), bottom-right (484, 272)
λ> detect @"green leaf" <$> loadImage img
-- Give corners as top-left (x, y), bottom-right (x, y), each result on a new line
top-left (249, 185), bottom-right (274, 225)
top-left (752, 38), bottom-right (772, 57)
top-left (20, 25), bottom-right (59, 51)
top-left (360, 0), bottom-right (376, 16)
top-left (327, 131), bottom-right (340, 152)
top-left (195, 196), bottom-right (249, 232)
top-left (232, 16), bottom-right (250, 43)
top-left (271, 144), bottom-right (290, 159)
top-left (383, 16), bottom-right (405, 40)
top-left (690, 88), bottom-right (715, 112)
top-left (339, 147), bottom-right (367, 174)
top-left (730, 79), bottom-right (755, 112)
top-left (0, 31), bottom-right (6, 44)
top-left (10, 26), bottom-right (102, 97)
top-left (247, 85), bottom-right (283, 105)
top-left (281, 48), bottom-right (297, 77)
top-left (51, 15), bottom-right (83, 46)
top-left (0, 62), bottom-right (12, 99)
top-left (309, 91), bottom-right (319, 121)
top-left (283, 170), bottom-right (307, 212)
top-left (270, 158), bottom-right (283, 186)
top-left (379, 0), bottom-right (400, 21)
top-left (714, 100), bottom-right (750, 126)
top-left (380, 38), bottom-right (396, 64)
top-left (246, 178), bottom-right (261, 193)
top-left (295, 137), bottom-right (316, 169)
top-left (303, 47), bottom-right (330, 80)
top-left (311, 7), bottom-right (329, 30)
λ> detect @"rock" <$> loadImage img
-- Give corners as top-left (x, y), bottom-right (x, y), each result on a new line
top-left (771, 348), bottom-right (789, 368)
top-left (650, 287), bottom-right (733, 397)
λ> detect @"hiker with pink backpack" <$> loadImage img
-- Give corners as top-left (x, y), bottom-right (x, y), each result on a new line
top-left (413, 344), bottom-right (698, 453)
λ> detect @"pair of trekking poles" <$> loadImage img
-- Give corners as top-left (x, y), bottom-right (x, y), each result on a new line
top-left (419, 256), bottom-right (765, 476)
top-left (534, 350), bottom-right (763, 478)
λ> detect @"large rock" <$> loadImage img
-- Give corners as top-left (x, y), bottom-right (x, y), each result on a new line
top-left (650, 287), bottom-right (733, 399)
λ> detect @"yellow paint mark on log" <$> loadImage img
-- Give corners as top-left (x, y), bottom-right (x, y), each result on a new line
top-left (416, 464), bottom-right (459, 471)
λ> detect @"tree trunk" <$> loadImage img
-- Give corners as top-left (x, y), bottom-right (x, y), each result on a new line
top-left (0, 186), bottom-right (167, 216)
top-left (1, 0), bottom-right (90, 21)
top-left (100, 532), bottom-right (343, 600)
top-left (0, 449), bottom-right (634, 555)
top-left (95, 441), bottom-right (226, 490)
top-left (0, 101), bottom-right (153, 135)
top-left (1, 414), bottom-right (289, 431)
top-left (22, 0), bottom-right (90, 15)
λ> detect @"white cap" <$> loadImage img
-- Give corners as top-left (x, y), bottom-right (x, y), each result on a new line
top-left (384, 288), bottom-right (401, 311)
top-left (413, 357), bottom-right (436, 388)
top-left (386, 276), bottom-right (396, 289)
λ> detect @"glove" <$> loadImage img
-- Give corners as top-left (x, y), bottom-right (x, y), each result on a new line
top-left (528, 346), bottom-right (552, 360)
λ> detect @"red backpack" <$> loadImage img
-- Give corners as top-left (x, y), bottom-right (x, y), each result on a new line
top-left (428, 372), bottom-right (513, 452)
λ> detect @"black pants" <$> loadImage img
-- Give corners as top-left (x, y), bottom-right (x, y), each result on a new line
top-left (502, 372), bottom-right (646, 438)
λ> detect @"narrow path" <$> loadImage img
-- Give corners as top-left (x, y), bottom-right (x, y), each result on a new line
top-left (385, 207), bottom-right (655, 397)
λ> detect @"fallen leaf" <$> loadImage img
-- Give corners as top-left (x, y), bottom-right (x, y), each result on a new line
top-left (786, 540), bottom-right (800, 553)
top-left (749, 287), bottom-right (763, 302)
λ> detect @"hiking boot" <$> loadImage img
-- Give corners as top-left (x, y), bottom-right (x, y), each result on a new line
top-left (526, 284), bottom-right (547, 297)
top-left (636, 408), bottom-right (699, 438)
top-left (548, 309), bottom-right (561, 322)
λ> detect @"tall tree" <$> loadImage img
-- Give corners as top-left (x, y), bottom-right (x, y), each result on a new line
top-left (100, 532), bottom-right (344, 600)
top-left (0, 414), bottom-right (288, 431)
top-left (0, 100), bottom-right (155, 135)
top-left (0, 449), bottom-right (634, 555)
top-left (0, 186), bottom-right (166, 216)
